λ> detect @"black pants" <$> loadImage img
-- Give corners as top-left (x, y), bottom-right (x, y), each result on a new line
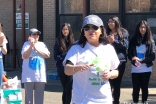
top-left (57, 66), bottom-right (73, 104)
top-left (109, 62), bottom-right (126, 104)
top-left (132, 72), bottom-right (151, 103)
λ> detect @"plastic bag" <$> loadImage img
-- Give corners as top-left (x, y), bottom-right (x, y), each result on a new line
top-left (1, 76), bottom-right (22, 104)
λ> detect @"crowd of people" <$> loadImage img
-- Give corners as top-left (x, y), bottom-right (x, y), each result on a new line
top-left (0, 14), bottom-right (155, 104)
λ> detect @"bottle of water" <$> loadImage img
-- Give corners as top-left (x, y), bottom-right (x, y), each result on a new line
top-left (56, 72), bottom-right (59, 80)
top-left (54, 72), bottom-right (56, 80)
top-left (50, 72), bottom-right (53, 80)
top-left (47, 71), bottom-right (60, 80)
top-left (47, 72), bottom-right (50, 79)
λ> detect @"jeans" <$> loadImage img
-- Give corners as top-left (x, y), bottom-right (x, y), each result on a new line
top-left (0, 58), bottom-right (4, 86)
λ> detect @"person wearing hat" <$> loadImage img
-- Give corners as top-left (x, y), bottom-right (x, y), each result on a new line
top-left (21, 28), bottom-right (50, 104)
top-left (63, 15), bottom-right (120, 104)
top-left (0, 23), bottom-right (8, 87)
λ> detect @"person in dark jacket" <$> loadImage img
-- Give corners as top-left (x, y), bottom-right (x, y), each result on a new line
top-left (106, 16), bottom-right (129, 104)
top-left (53, 23), bottom-right (75, 104)
top-left (128, 20), bottom-right (155, 103)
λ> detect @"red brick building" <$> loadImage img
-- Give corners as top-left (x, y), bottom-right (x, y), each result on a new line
top-left (0, 0), bottom-right (156, 81)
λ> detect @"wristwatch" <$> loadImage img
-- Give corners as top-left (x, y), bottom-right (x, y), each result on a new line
top-left (0, 45), bottom-right (3, 47)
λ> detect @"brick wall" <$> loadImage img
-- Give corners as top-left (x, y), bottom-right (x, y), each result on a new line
top-left (43, 0), bottom-right (56, 70)
top-left (0, 0), bottom-right (37, 68)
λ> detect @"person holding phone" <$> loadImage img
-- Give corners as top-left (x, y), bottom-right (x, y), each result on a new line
top-left (63, 15), bottom-right (120, 104)
top-left (0, 23), bottom-right (7, 87)
top-left (21, 28), bottom-right (50, 104)
top-left (128, 20), bottom-right (155, 103)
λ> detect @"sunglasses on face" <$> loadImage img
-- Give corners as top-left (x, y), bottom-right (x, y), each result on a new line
top-left (83, 25), bottom-right (99, 31)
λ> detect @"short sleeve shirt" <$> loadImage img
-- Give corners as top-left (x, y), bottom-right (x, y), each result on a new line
top-left (63, 42), bottom-right (120, 104)
top-left (21, 41), bottom-right (50, 83)
top-left (0, 32), bottom-right (8, 58)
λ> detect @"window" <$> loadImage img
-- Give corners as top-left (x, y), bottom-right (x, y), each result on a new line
top-left (59, 0), bottom-right (82, 14)
top-left (126, 0), bottom-right (156, 13)
top-left (90, 0), bottom-right (119, 13)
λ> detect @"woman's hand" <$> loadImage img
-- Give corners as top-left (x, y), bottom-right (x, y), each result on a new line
top-left (102, 71), bottom-right (111, 81)
top-left (107, 34), bottom-right (115, 44)
top-left (75, 64), bottom-right (91, 72)
top-left (28, 37), bottom-right (36, 47)
top-left (0, 35), bottom-right (5, 46)
top-left (132, 56), bottom-right (140, 61)
top-left (65, 64), bottom-right (91, 75)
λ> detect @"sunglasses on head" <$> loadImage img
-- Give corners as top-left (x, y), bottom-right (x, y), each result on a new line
top-left (83, 25), bottom-right (99, 31)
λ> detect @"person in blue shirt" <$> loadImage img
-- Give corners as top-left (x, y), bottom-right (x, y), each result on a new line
top-left (53, 23), bottom-right (75, 104)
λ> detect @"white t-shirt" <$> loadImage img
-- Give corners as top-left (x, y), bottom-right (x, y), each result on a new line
top-left (21, 41), bottom-right (50, 83)
top-left (0, 32), bottom-right (8, 58)
top-left (63, 42), bottom-right (120, 104)
top-left (132, 44), bottom-right (152, 73)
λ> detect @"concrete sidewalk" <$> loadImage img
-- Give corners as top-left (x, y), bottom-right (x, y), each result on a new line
top-left (5, 70), bottom-right (156, 104)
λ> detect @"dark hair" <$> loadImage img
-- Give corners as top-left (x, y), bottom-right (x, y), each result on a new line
top-left (0, 23), bottom-right (2, 34)
top-left (131, 20), bottom-right (153, 46)
top-left (77, 26), bottom-right (109, 47)
top-left (106, 16), bottom-right (127, 39)
top-left (57, 23), bottom-right (75, 53)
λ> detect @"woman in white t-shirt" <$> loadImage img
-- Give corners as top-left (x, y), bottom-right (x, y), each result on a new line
top-left (21, 28), bottom-right (50, 104)
top-left (128, 20), bottom-right (155, 103)
top-left (0, 23), bottom-right (7, 87)
top-left (63, 15), bottom-right (120, 104)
